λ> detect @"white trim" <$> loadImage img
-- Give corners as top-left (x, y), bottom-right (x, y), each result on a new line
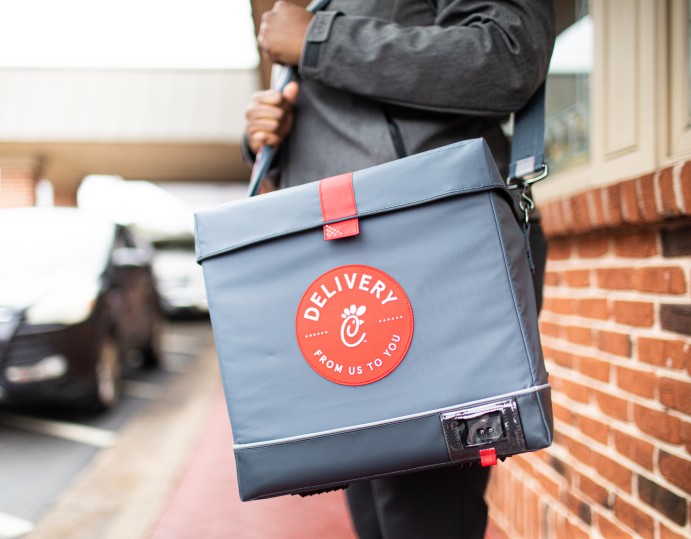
top-left (233, 384), bottom-right (551, 450)
top-left (0, 413), bottom-right (117, 448)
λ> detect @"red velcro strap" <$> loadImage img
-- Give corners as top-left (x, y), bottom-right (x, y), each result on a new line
top-left (479, 448), bottom-right (497, 467)
top-left (319, 172), bottom-right (359, 241)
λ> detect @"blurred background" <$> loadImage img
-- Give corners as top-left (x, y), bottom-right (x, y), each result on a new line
top-left (0, 1), bottom-right (690, 539)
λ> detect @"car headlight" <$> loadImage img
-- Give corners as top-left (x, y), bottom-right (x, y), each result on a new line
top-left (6, 355), bottom-right (68, 383)
top-left (26, 286), bottom-right (99, 325)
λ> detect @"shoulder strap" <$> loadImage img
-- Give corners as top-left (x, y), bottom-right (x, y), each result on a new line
top-left (509, 83), bottom-right (547, 181)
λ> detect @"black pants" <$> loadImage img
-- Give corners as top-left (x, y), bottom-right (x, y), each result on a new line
top-left (347, 222), bottom-right (548, 539)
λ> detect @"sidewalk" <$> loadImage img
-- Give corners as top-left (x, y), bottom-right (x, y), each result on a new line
top-left (149, 393), bottom-right (356, 539)
top-left (148, 390), bottom-right (506, 539)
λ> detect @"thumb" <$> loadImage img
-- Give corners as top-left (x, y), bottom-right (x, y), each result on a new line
top-left (282, 81), bottom-right (299, 105)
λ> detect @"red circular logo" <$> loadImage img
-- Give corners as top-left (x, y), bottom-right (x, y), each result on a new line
top-left (296, 265), bottom-right (414, 386)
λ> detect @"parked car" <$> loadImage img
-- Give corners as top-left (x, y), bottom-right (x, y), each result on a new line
top-left (150, 235), bottom-right (208, 317)
top-left (0, 207), bottom-right (162, 411)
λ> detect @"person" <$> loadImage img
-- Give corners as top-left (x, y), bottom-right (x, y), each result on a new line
top-left (242, 1), bottom-right (555, 537)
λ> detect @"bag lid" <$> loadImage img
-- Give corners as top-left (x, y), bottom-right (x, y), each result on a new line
top-left (195, 139), bottom-right (507, 263)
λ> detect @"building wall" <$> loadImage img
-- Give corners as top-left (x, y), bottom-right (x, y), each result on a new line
top-left (486, 159), bottom-right (691, 538)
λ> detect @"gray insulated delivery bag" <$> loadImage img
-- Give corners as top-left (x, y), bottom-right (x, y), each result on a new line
top-left (195, 125), bottom-right (553, 500)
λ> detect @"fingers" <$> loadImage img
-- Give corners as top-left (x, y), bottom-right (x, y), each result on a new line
top-left (282, 81), bottom-right (299, 105)
top-left (244, 84), bottom-right (299, 154)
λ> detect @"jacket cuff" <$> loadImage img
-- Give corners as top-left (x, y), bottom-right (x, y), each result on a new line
top-left (299, 11), bottom-right (341, 75)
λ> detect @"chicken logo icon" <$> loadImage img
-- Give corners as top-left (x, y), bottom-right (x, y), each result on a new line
top-left (296, 265), bottom-right (414, 386)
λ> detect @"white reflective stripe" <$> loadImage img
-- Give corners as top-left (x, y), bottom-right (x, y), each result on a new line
top-left (0, 511), bottom-right (34, 537)
top-left (515, 156), bottom-right (536, 178)
top-left (233, 384), bottom-right (551, 450)
top-left (0, 413), bottom-right (117, 448)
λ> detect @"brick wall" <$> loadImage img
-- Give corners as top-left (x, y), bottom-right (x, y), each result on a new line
top-left (486, 162), bottom-right (691, 538)
top-left (0, 159), bottom-right (39, 207)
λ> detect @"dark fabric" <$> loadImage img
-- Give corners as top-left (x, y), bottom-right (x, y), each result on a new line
top-left (347, 466), bottom-right (491, 539)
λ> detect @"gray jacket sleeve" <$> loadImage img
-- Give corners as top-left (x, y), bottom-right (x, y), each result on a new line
top-left (298, 0), bottom-right (555, 116)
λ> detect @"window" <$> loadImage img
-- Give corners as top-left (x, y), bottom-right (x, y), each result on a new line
top-left (544, 0), bottom-right (591, 173)
top-left (670, 0), bottom-right (691, 157)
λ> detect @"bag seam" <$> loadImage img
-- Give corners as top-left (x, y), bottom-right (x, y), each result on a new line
top-left (488, 193), bottom-right (550, 436)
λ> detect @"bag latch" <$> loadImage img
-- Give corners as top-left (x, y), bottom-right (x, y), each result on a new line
top-left (319, 172), bottom-right (359, 241)
top-left (440, 398), bottom-right (527, 465)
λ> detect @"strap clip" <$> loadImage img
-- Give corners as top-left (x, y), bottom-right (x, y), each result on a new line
top-left (506, 163), bottom-right (549, 191)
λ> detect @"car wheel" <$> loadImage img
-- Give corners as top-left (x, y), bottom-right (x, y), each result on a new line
top-left (87, 334), bottom-right (121, 411)
top-left (140, 311), bottom-right (162, 369)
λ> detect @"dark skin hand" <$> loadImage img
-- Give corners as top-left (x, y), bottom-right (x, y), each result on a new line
top-left (245, 2), bottom-right (312, 155)
top-left (257, 1), bottom-right (313, 66)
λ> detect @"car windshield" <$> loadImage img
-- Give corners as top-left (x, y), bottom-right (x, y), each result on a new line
top-left (0, 209), bottom-right (114, 279)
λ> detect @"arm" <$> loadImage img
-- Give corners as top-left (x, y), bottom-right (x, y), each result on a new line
top-left (297, 0), bottom-right (555, 115)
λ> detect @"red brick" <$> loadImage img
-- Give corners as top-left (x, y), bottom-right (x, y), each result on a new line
top-left (587, 188), bottom-right (606, 228)
top-left (560, 518), bottom-right (589, 539)
top-left (661, 523), bottom-right (688, 539)
top-left (634, 267), bottom-right (687, 295)
top-left (545, 347), bottom-right (574, 369)
top-left (594, 389), bottom-right (629, 420)
top-left (617, 366), bottom-right (656, 398)
top-left (597, 268), bottom-right (634, 290)
top-left (570, 193), bottom-right (591, 233)
top-left (684, 422), bottom-right (691, 453)
top-left (579, 416), bottom-right (610, 444)
top-left (638, 337), bottom-right (689, 370)
top-left (563, 269), bottom-right (590, 287)
top-left (593, 452), bottom-right (633, 492)
top-left (598, 514), bottom-right (633, 539)
top-left (578, 355), bottom-right (610, 382)
top-left (612, 301), bottom-right (655, 327)
top-left (596, 330), bottom-right (632, 357)
top-left (658, 166), bottom-right (682, 217)
top-left (552, 376), bottom-right (589, 403)
top-left (560, 199), bottom-right (576, 234)
top-left (614, 496), bottom-right (655, 539)
top-left (659, 377), bottom-right (691, 414)
top-left (576, 298), bottom-right (608, 320)
top-left (547, 237), bottom-right (571, 260)
top-left (560, 432), bottom-right (593, 465)
top-left (605, 184), bottom-right (624, 227)
top-left (613, 230), bottom-right (659, 258)
top-left (658, 450), bottom-right (691, 494)
top-left (621, 178), bottom-right (643, 223)
top-left (544, 270), bottom-right (559, 286)
top-left (633, 404), bottom-right (682, 444)
top-left (636, 173), bottom-right (659, 222)
top-left (538, 321), bottom-right (560, 339)
top-left (534, 470), bottom-right (561, 499)
top-left (578, 473), bottom-right (610, 507)
top-left (553, 402), bottom-right (576, 425)
top-left (613, 430), bottom-right (655, 470)
top-left (546, 297), bottom-right (574, 315)
top-left (681, 161), bottom-right (691, 214)
top-left (637, 475), bottom-right (687, 526)
top-left (543, 201), bottom-right (566, 237)
top-left (565, 325), bottom-right (592, 346)
top-left (576, 232), bottom-right (609, 258)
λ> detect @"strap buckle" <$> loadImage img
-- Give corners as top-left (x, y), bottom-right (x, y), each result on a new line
top-left (506, 163), bottom-right (549, 191)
